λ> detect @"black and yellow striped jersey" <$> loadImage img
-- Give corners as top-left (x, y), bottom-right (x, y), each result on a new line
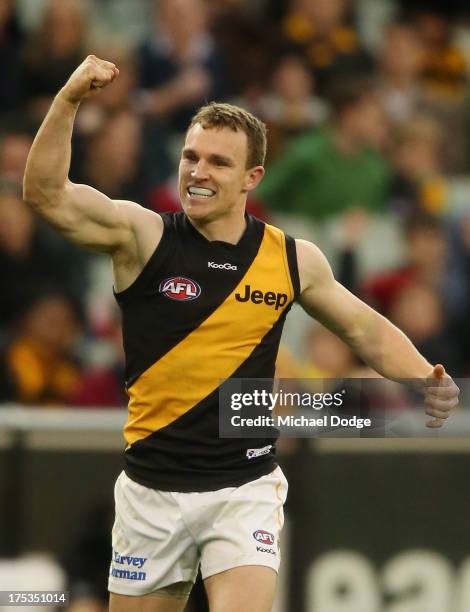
top-left (114, 212), bottom-right (300, 491)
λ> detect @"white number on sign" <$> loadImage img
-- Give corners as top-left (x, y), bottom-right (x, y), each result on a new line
top-left (382, 549), bottom-right (454, 612)
top-left (306, 550), bottom-right (380, 612)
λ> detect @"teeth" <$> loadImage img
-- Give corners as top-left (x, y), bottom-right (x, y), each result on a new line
top-left (188, 187), bottom-right (215, 197)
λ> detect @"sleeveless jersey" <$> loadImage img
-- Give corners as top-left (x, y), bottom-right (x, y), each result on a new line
top-left (114, 212), bottom-right (300, 492)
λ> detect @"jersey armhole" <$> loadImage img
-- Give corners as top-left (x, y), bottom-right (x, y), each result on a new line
top-left (285, 235), bottom-right (301, 301)
top-left (114, 213), bottom-right (173, 302)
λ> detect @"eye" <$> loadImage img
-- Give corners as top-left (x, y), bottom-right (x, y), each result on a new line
top-left (183, 151), bottom-right (198, 162)
top-left (213, 158), bottom-right (230, 167)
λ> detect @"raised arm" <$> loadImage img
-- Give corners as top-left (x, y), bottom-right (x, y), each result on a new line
top-left (23, 55), bottom-right (162, 266)
top-left (296, 239), bottom-right (459, 427)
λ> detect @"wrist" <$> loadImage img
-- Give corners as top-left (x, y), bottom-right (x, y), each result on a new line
top-left (56, 88), bottom-right (82, 109)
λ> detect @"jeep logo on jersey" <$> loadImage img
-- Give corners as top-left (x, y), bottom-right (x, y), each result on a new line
top-left (208, 261), bottom-right (237, 270)
top-left (253, 530), bottom-right (275, 546)
top-left (235, 285), bottom-right (288, 310)
top-left (159, 277), bottom-right (201, 301)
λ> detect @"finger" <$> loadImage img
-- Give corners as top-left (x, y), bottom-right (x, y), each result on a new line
top-left (424, 396), bottom-right (458, 412)
top-left (425, 383), bottom-right (460, 402)
top-left (432, 364), bottom-right (446, 379)
top-left (425, 406), bottom-right (450, 419)
top-left (90, 69), bottom-right (116, 89)
top-left (425, 384), bottom-right (456, 399)
top-left (426, 417), bottom-right (444, 428)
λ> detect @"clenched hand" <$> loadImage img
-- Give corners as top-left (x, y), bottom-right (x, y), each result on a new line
top-left (59, 55), bottom-right (119, 105)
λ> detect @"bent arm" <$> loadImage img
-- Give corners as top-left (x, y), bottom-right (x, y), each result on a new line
top-left (23, 93), bottom-right (138, 253)
top-left (296, 239), bottom-right (433, 380)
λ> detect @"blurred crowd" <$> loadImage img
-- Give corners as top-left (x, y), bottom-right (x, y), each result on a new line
top-left (1, 0), bottom-right (470, 409)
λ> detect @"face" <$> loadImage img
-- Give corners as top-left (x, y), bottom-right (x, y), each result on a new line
top-left (0, 193), bottom-right (34, 254)
top-left (299, 0), bottom-right (345, 30)
top-left (273, 56), bottom-right (313, 102)
top-left (389, 285), bottom-right (442, 342)
top-left (25, 296), bottom-right (80, 353)
top-left (44, 0), bottom-right (86, 55)
top-left (158, 0), bottom-right (207, 42)
top-left (178, 124), bottom-right (264, 222)
top-left (350, 97), bottom-right (389, 149)
top-left (407, 228), bottom-right (446, 270)
top-left (381, 26), bottom-right (424, 78)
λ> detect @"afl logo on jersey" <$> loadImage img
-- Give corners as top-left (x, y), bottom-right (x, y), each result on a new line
top-left (159, 277), bottom-right (201, 301)
top-left (253, 530), bottom-right (275, 546)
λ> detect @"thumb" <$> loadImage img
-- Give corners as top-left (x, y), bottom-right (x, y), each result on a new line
top-left (425, 363), bottom-right (446, 429)
top-left (432, 364), bottom-right (446, 379)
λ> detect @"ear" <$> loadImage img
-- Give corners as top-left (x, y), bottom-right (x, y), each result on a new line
top-left (243, 165), bottom-right (265, 193)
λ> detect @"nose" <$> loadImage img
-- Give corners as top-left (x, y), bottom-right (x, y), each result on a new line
top-left (191, 160), bottom-right (210, 180)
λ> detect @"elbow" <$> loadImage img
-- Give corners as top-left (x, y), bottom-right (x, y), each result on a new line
top-left (22, 176), bottom-right (37, 206)
top-left (23, 170), bottom-right (44, 206)
top-left (23, 175), bottom-right (63, 210)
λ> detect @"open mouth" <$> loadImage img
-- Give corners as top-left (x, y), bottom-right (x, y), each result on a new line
top-left (187, 186), bottom-right (216, 199)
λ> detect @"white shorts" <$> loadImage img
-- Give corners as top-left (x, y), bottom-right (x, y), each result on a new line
top-left (108, 467), bottom-right (288, 596)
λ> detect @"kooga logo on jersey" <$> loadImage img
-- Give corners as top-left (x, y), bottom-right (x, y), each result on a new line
top-left (208, 261), bottom-right (237, 270)
top-left (159, 277), bottom-right (201, 301)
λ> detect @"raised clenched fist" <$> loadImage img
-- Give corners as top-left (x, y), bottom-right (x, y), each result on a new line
top-left (59, 55), bottom-right (119, 105)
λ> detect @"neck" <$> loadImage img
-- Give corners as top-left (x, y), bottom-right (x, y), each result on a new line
top-left (332, 126), bottom-right (360, 155)
top-left (189, 208), bottom-right (247, 244)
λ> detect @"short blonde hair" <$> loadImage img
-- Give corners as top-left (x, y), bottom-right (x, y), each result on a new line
top-left (189, 102), bottom-right (267, 168)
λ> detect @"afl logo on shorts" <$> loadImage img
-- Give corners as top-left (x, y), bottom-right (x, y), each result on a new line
top-left (253, 530), bottom-right (275, 546)
top-left (159, 277), bottom-right (201, 301)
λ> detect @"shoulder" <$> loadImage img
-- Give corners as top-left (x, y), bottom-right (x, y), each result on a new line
top-left (117, 200), bottom-right (164, 238)
top-left (113, 201), bottom-right (164, 268)
top-left (295, 239), bottom-right (334, 293)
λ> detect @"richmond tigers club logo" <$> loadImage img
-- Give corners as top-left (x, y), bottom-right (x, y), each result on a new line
top-left (159, 277), bottom-right (201, 301)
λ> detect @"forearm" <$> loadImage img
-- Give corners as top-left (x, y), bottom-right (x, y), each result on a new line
top-left (23, 91), bottom-right (79, 207)
top-left (347, 310), bottom-right (432, 381)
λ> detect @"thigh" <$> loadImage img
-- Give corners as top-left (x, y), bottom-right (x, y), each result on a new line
top-left (199, 467), bottom-right (288, 580)
top-left (109, 472), bottom-right (199, 597)
top-left (204, 566), bottom-right (277, 612)
top-left (109, 591), bottom-right (187, 612)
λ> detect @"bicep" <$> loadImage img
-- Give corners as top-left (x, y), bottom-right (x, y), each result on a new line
top-left (297, 240), bottom-right (375, 344)
top-left (40, 181), bottom-right (135, 252)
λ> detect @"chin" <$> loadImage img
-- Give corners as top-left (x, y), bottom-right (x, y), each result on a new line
top-left (182, 201), bottom-right (215, 222)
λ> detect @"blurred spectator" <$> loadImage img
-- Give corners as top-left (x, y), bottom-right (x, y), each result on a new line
top-left (249, 54), bottom-right (328, 161)
top-left (362, 213), bottom-right (467, 322)
top-left (388, 282), bottom-right (462, 375)
top-left (300, 324), bottom-right (361, 378)
top-left (389, 114), bottom-right (449, 216)
top-left (0, 0), bottom-right (25, 116)
top-left (136, 0), bottom-right (225, 132)
top-left (0, 294), bottom-right (83, 405)
top-left (411, 8), bottom-right (468, 102)
top-left (386, 10), bottom-right (470, 171)
top-left (377, 21), bottom-right (426, 123)
top-left (257, 79), bottom-right (391, 219)
top-left (23, 0), bottom-right (90, 120)
top-left (0, 184), bottom-right (87, 331)
top-left (68, 314), bottom-right (127, 408)
top-left (0, 130), bottom-right (33, 183)
top-left (77, 109), bottom-right (146, 202)
top-left (281, 0), bottom-right (373, 97)
top-left (210, 2), bottom-right (278, 99)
